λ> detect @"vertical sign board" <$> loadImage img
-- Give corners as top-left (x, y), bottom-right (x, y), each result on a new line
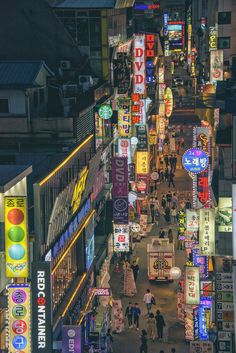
top-left (133, 34), bottom-right (146, 95)
top-left (5, 196), bottom-right (29, 278)
top-left (62, 326), bottom-right (81, 353)
top-left (111, 157), bottom-right (128, 197)
top-left (199, 209), bottom-right (215, 256)
top-left (31, 262), bottom-right (52, 353)
top-left (118, 98), bottom-right (132, 137)
top-left (218, 197), bottom-right (232, 232)
top-left (118, 138), bottom-right (131, 164)
top-left (233, 117), bottom-right (236, 177)
top-left (8, 284), bottom-right (31, 353)
top-left (190, 341), bottom-right (213, 353)
top-left (184, 266), bottom-right (200, 305)
top-left (113, 224), bottom-right (129, 252)
top-left (186, 210), bottom-right (199, 241)
top-left (210, 50), bottom-right (223, 83)
top-left (136, 151), bottom-right (149, 175)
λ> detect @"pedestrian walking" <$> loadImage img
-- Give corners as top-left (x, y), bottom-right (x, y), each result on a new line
top-left (168, 171), bottom-right (175, 188)
top-left (147, 313), bottom-right (156, 342)
top-left (159, 228), bottom-right (165, 238)
top-left (164, 168), bottom-right (169, 182)
top-left (131, 260), bottom-right (140, 282)
top-left (125, 302), bottom-right (134, 328)
top-left (161, 193), bottom-right (166, 210)
top-left (173, 155), bottom-right (177, 172)
top-left (166, 191), bottom-right (172, 207)
top-left (172, 193), bottom-right (178, 209)
top-left (168, 228), bottom-right (173, 243)
top-left (150, 202), bottom-right (155, 224)
top-left (164, 154), bottom-right (169, 168)
top-left (180, 137), bottom-right (185, 148)
top-left (185, 198), bottom-right (192, 209)
top-left (139, 329), bottom-right (148, 353)
top-left (133, 303), bottom-right (141, 330)
top-left (170, 154), bottom-right (174, 172)
top-left (105, 328), bottom-right (114, 353)
top-left (155, 310), bottom-right (166, 340)
top-left (154, 208), bottom-right (160, 227)
top-left (160, 168), bottom-right (164, 183)
top-left (154, 197), bottom-right (160, 210)
top-left (176, 143), bottom-right (180, 155)
top-left (164, 206), bottom-right (170, 224)
top-left (143, 289), bottom-right (155, 315)
top-left (170, 206), bottom-right (177, 224)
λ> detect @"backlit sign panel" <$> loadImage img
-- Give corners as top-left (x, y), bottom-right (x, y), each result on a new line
top-left (111, 157), bottom-right (128, 196)
top-left (133, 34), bottom-right (146, 95)
top-left (8, 284), bottom-right (31, 353)
top-left (62, 326), bottom-right (81, 353)
top-left (209, 26), bottom-right (217, 51)
top-left (118, 99), bottom-right (132, 137)
top-left (164, 87), bottom-right (173, 118)
top-left (218, 197), bottom-right (232, 232)
top-left (118, 138), bottom-right (131, 164)
top-left (184, 266), bottom-right (200, 305)
top-left (114, 224), bottom-right (129, 252)
top-left (5, 196), bottom-right (29, 278)
top-left (71, 168), bottom-right (89, 214)
top-left (168, 22), bottom-right (185, 51)
top-left (136, 151), bottom-right (149, 175)
top-left (182, 149), bottom-right (209, 174)
top-left (199, 209), bottom-right (215, 255)
top-left (210, 50), bottom-right (223, 83)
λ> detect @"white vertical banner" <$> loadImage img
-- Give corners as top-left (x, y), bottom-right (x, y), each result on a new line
top-left (133, 34), bottom-right (146, 95)
top-left (210, 50), bottom-right (223, 83)
top-left (199, 209), bottom-right (215, 255)
top-left (185, 266), bottom-right (200, 305)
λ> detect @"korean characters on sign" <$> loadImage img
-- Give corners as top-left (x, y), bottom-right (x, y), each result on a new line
top-left (199, 209), bottom-right (215, 256)
top-left (131, 93), bottom-right (146, 125)
top-left (136, 151), bottom-right (149, 175)
top-left (5, 196), bottom-right (29, 278)
top-left (133, 34), bottom-right (146, 95)
top-left (118, 99), bottom-right (132, 137)
top-left (114, 224), bottom-right (129, 252)
top-left (184, 266), bottom-right (200, 305)
top-left (178, 209), bottom-right (186, 240)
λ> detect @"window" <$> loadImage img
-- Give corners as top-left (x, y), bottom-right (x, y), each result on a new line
top-left (39, 88), bottom-right (44, 104)
top-left (33, 91), bottom-right (38, 107)
top-left (218, 37), bottom-right (231, 49)
top-left (89, 18), bottom-right (101, 48)
top-left (76, 18), bottom-right (89, 45)
top-left (218, 12), bottom-right (231, 25)
top-left (0, 98), bottom-right (9, 113)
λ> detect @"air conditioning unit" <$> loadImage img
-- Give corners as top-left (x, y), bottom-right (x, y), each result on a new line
top-left (62, 84), bottom-right (77, 97)
top-left (78, 75), bottom-right (94, 92)
top-left (60, 60), bottom-right (71, 70)
top-left (63, 97), bottom-right (76, 117)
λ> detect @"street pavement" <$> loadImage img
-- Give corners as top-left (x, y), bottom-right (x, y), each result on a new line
top-left (109, 127), bottom-right (195, 353)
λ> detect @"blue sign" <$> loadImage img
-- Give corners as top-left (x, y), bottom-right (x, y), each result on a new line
top-left (193, 248), bottom-right (209, 279)
top-left (199, 297), bottom-right (212, 340)
top-left (182, 148), bottom-right (209, 174)
top-left (62, 326), bottom-right (81, 353)
top-left (51, 198), bottom-right (91, 259)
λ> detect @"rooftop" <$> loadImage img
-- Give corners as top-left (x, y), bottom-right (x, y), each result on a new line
top-left (0, 165), bottom-right (32, 193)
top-left (0, 61), bottom-right (54, 88)
top-left (53, 0), bottom-right (116, 8)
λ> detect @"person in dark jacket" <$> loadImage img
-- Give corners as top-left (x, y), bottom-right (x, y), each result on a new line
top-left (185, 199), bottom-right (192, 209)
top-left (131, 260), bottom-right (140, 282)
top-left (168, 172), bottom-right (175, 188)
top-left (164, 206), bottom-right (170, 224)
top-left (133, 303), bottom-right (141, 330)
top-left (125, 302), bottom-right (134, 328)
top-left (164, 155), bottom-right (169, 168)
top-left (140, 329), bottom-right (148, 353)
top-left (155, 310), bottom-right (166, 339)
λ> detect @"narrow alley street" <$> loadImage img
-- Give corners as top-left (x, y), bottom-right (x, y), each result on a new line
top-left (110, 122), bottom-right (195, 353)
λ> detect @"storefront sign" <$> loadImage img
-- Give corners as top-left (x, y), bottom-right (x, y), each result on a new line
top-left (209, 26), bottom-right (217, 51)
top-left (5, 196), bottom-right (29, 278)
top-left (185, 266), bottom-right (200, 305)
top-left (85, 217), bottom-right (95, 270)
top-left (186, 210), bottom-right (199, 241)
top-left (8, 284), bottom-right (31, 353)
top-left (94, 288), bottom-right (110, 296)
top-left (62, 326), bottom-right (81, 353)
top-left (192, 248), bottom-right (209, 279)
top-left (140, 214), bottom-right (148, 233)
top-left (199, 297), bottom-right (212, 340)
top-left (52, 198), bottom-right (91, 259)
top-left (71, 167), bottom-right (89, 214)
top-left (182, 148), bottom-right (209, 174)
top-left (164, 87), bottom-right (173, 118)
top-left (113, 197), bottom-right (129, 224)
top-left (190, 341), bottom-right (213, 353)
top-left (210, 50), bottom-right (223, 83)
top-left (113, 53), bottom-right (130, 94)
top-left (136, 125), bottom-right (148, 151)
top-left (118, 138), bottom-right (131, 164)
top-left (118, 99), bottom-right (132, 137)
top-left (98, 104), bottom-right (113, 120)
top-left (131, 97), bottom-right (146, 125)
top-left (137, 174), bottom-right (149, 194)
top-left (185, 305), bottom-right (199, 341)
top-left (31, 262), bottom-right (52, 353)
top-left (178, 209), bottom-right (186, 240)
top-left (218, 197), bottom-right (232, 232)
top-left (113, 224), bottom-right (129, 252)
top-left (136, 151), bottom-right (149, 175)
top-left (199, 209), bottom-right (215, 255)
top-left (112, 157), bottom-right (128, 196)
top-left (128, 163), bottom-right (135, 181)
top-left (193, 170), bottom-right (211, 209)
top-left (133, 34), bottom-right (146, 94)
top-left (177, 291), bottom-right (185, 322)
top-left (168, 22), bottom-right (185, 51)
top-left (146, 34), bottom-right (156, 85)
top-left (193, 127), bottom-right (210, 155)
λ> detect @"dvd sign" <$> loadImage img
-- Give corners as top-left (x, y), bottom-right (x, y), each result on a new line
top-left (31, 262), bottom-right (52, 353)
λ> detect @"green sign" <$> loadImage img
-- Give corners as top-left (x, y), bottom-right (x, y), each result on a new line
top-left (98, 104), bottom-right (113, 120)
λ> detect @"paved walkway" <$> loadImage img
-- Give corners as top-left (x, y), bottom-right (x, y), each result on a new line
top-left (110, 128), bottom-right (193, 353)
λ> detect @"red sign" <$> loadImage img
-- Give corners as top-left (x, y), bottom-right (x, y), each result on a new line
top-left (133, 34), bottom-right (146, 95)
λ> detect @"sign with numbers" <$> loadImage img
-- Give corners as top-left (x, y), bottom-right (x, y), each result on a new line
top-left (182, 148), bottom-right (209, 174)
top-left (8, 284), bottom-right (31, 353)
top-left (5, 196), bottom-right (29, 278)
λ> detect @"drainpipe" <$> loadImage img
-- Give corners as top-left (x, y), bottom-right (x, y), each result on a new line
top-left (25, 89), bottom-right (32, 133)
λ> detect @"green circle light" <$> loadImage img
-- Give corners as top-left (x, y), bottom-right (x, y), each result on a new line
top-left (8, 226), bottom-right (25, 242)
top-left (98, 104), bottom-right (113, 120)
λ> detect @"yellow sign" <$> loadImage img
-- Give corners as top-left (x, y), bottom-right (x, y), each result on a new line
top-left (164, 87), bottom-right (173, 118)
top-left (136, 151), bottom-right (149, 175)
top-left (8, 284), bottom-right (31, 353)
top-left (5, 197), bottom-right (29, 278)
top-left (71, 167), bottom-right (89, 214)
top-left (118, 99), bottom-right (132, 137)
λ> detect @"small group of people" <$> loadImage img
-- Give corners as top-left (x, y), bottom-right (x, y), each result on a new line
top-left (161, 192), bottom-right (178, 224)
top-left (125, 302), bottom-right (141, 329)
top-left (159, 228), bottom-right (173, 243)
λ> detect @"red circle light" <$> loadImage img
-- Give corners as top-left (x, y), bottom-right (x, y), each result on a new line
top-left (7, 209), bottom-right (24, 225)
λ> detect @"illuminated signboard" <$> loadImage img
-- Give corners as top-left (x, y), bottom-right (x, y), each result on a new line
top-left (62, 326), bottom-right (81, 353)
top-left (114, 224), bottom-right (129, 252)
top-left (164, 13), bottom-right (169, 56)
top-left (5, 196), bottom-right (29, 278)
top-left (164, 87), bottom-right (173, 118)
top-left (178, 209), bottom-right (186, 240)
top-left (193, 127), bottom-right (210, 155)
top-left (193, 170), bottom-right (211, 209)
top-left (186, 210), bottom-right (199, 241)
top-left (85, 217), bottom-right (95, 270)
top-left (190, 341), bottom-right (213, 353)
top-left (209, 26), bottom-right (217, 51)
top-left (210, 50), bottom-right (223, 83)
top-left (131, 94), bottom-right (146, 125)
top-left (192, 248), bottom-right (209, 279)
top-left (136, 124), bottom-right (148, 151)
top-left (118, 138), bottom-right (131, 164)
top-left (182, 148), bottom-right (209, 174)
top-left (136, 151), bottom-right (149, 175)
top-left (71, 167), bottom-right (89, 214)
top-left (198, 297), bottom-right (212, 341)
top-left (134, 2), bottom-right (160, 10)
top-left (133, 34), bottom-right (146, 95)
top-left (218, 197), bottom-right (232, 232)
top-left (118, 98), bottom-right (132, 137)
top-left (146, 34), bottom-right (156, 85)
top-left (111, 157), bottom-right (128, 197)
top-left (184, 266), bottom-right (200, 305)
top-left (98, 104), bottom-right (113, 120)
top-left (199, 209), bottom-right (215, 256)
top-left (8, 284), bottom-right (31, 353)
top-left (168, 22), bottom-right (185, 51)
top-left (31, 262), bottom-right (52, 353)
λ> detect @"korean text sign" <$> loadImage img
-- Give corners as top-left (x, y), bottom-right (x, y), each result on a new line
top-left (133, 34), bottom-right (146, 95)
top-left (8, 284), bottom-right (31, 353)
top-left (118, 99), bottom-right (132, 137)
top-left (185, 266), bottom-right (200, 305)
top-left (136, 151), bottom-right (149, 175)
top-left (182, 148), bottom-right (209, 174)
top-left (199, 209), bottom-right (215, 255)
top-left (113, 224), bottom-right (129, 252)
top-left (5, 196), bottom-right (29, 278)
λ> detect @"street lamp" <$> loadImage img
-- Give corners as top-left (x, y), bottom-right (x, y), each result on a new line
top-left (170, 266), bottom-right (182, 279)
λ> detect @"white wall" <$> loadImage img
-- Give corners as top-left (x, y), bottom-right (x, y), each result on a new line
top-left (0, 89), bottom-right (26, 115)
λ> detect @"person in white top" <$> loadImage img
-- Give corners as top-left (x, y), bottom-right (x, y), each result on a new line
top-left (143, 289), bottom-right (154, 315)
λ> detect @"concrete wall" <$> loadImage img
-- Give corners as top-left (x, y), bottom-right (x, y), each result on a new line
top-left (0, 89), bottom-right (26, 115)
